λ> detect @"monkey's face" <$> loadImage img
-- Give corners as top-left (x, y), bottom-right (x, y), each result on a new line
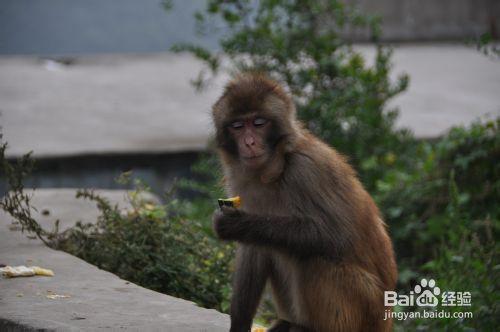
top-left (213, 74), bottom-right (296, 172)
top-left (227, 114), bottom-right (272, 169)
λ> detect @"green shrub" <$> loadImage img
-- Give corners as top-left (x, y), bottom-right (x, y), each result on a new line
top-left (375, 118), bottom-right (500, 330)
top-left (0, 135), bottom-right (56, 247)
top-left (59, 185), bottom-right (233, 311)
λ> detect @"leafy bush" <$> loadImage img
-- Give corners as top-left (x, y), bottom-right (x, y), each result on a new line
top-left (61, 185), bottom-right (233, 311)
top-left (378, 118), bottom-right (500, 330)
top-left (0, 135), bottom-right (57, 247)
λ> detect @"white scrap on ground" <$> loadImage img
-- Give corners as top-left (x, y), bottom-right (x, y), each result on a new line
top-left (0, 265), bottom-right (54, 277)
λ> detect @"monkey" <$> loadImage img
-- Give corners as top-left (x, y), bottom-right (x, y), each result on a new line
top-left (211, 73), bottom-right (397, 332)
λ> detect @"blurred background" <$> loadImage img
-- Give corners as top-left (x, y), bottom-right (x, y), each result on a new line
top-left (1, 0), bottom-right (499, 194)
top-left (0, 1), bottom-right (499, 330)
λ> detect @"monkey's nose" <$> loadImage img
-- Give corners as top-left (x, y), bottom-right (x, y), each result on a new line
top-left (244, 136), bottom-right (255, 146)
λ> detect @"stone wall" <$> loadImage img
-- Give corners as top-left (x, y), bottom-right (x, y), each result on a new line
top-left (347, 0), bottom-right (499, 41)
top-left (1, 0), bottom-right (498, 56)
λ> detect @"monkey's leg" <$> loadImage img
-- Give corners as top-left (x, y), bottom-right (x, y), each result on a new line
top-left (230, 246), bottom-right (270, 332)
top-left (301, 264), bottom-right (387, 332)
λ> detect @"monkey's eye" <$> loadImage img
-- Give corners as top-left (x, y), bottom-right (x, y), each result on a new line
top-left (230, 121), bottom-right (244, 129)
top-left (253, 118), bottom-right (267, 127)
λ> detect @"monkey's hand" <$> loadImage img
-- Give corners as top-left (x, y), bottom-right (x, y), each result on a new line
top-left (212, 206), bottom-right (247, 241)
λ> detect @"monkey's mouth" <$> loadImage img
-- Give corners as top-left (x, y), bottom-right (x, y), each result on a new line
top-left (242, 153), bottom-right (265, 160)
top-left (241, 154), bottom-right (266, 166)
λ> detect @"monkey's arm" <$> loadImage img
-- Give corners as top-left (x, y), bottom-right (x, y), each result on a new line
top-left (213, 208), bottom-right (343, 259)
top-left (230, 246), bottom-right (270, 332)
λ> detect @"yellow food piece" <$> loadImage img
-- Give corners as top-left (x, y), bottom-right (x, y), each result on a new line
top-left (218, 196), bottom-right (241, 209)
top-left (252, 327), bottom-right (266, 332)
top-left (32, 266), bottom-right (55, 277)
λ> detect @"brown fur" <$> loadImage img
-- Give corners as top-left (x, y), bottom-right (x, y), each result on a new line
top-left (212, 73), bottom-right (397, 332)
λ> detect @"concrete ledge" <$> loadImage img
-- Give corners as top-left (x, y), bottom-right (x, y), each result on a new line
top-left (0, 189), bottom-right (229, 331)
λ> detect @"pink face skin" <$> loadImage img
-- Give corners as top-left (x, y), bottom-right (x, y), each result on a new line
top-left (228, 115), bottom-right (271, 169)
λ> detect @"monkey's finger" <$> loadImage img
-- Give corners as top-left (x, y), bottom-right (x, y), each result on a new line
top-left (220, 205), bottom-right (237, 215)
top-left (222, 206), bottom-right (243, 219)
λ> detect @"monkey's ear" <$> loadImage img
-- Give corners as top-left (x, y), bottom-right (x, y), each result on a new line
top-left (260, 139), bottom-right (289, 184)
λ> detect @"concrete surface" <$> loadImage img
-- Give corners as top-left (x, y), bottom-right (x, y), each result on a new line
top-left (357, 44), bottom-right (500, 137)
top-left (0, 189), bottom-right (230, 331)
top-left (1, 45), bottom-right (499, 158)
top-left (19, 188), bottom-right (160, 231)
top-left (0, 53), bottom-right (226, 158)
